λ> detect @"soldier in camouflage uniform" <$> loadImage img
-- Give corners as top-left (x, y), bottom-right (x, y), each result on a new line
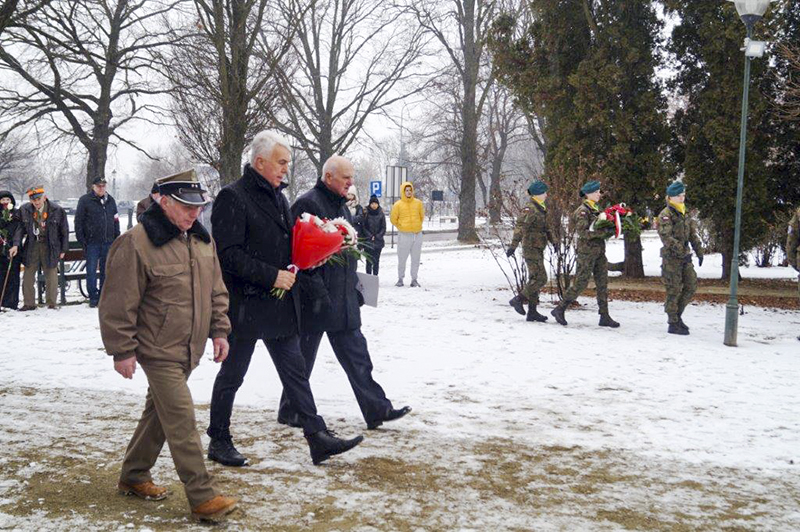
top-left (786, 205), bottom-right (800, 341)
top-left (506, 180), bottom-right (555, 322)
top-left (551, 181), bottom-right (620, 328)
top-left (657, 181), bottom-right (704, 336)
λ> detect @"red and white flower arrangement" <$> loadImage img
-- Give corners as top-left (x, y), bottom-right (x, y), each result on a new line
top-left (271, 213), bottom-right (367, 299)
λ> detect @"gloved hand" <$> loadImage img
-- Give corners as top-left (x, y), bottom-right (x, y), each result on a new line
top-left (697, 255), bottom-right (704, 267)
top-left (506, 247), bottom-right (515, 258)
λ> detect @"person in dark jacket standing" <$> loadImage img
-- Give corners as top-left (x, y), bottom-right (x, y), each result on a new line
top-left (0, 191), bottom-right (22, 309)
top-left (207, 131), bottom-right (363, 467)
top-left (361, 194), bottom-right (386, 275)
top-left (278, 155), bottom-right (411, 430)
top-left (75, 176), bottom-right (121, 307)
top-left (15, 186), bottom-right (69, 310)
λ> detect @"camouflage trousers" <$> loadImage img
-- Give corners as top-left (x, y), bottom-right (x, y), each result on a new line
top-left (522, 250), bottom-right (547, 305)
top-left (661, 258), bottom-right (697, 323)
top-left (561, 252), bottom-right (609, 314)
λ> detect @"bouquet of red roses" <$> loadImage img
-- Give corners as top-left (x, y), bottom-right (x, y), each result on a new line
top-left (271, 213), bottom-right (366, 299)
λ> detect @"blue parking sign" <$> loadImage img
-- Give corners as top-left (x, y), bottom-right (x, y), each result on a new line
top-left (370, 181), bottom-right (382, 197)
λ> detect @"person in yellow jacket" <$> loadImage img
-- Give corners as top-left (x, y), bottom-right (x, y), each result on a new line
top-left (390, 181), bottom-right (424, 287)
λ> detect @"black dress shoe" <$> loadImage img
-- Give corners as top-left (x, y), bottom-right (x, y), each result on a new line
top-left (367, 406), bottom-right (412, 430)
top-left (208, 438), bottom-right (247, 467)
top-left (277, 414), bottom-right (303, 429)
top-left (305, 430), bottom-right (363, 465)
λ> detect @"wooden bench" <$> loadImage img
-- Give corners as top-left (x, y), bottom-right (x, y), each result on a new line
top-left (36, 239), bottom-right (87, 304)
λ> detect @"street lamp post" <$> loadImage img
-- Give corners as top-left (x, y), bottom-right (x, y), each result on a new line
top-left (723, 0), bottom-right (773, 347)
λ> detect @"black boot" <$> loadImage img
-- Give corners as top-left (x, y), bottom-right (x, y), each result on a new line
top-left (678, 317), bottom-right (690, 331)
top-left (598, 313), bottom-right (620, 328)
top-left (526, 305), bottom-right (548, 322)
top-left (367, 405), bottom-right (412, 430)
top-left (208, 437), bottom-right (247, 467)
top-left (668, 323), bottom-right (689, 335)
top-left (306, 430), bottom-right (364, 465)
top-left (551, 305), bottom-right (568, 326)
top-left (509, 295), bottom-right (526, 316)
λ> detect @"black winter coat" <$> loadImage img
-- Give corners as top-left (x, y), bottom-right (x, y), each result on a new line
top-left (361, 207), bottom-right (386, 251)
top-left (0, 190), bottom-right (21, 254)
top-left (212, 165), bottom-right (300, 340)
top-left (292, 180), bottom-right (362, 334)
top-left (75, 191), bottom-right (120, 246)
top-left (15, 200), bottom-right (69, 269)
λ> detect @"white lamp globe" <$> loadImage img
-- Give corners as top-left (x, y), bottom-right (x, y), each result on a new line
top-left (728, 0), bottom-right (773, 19)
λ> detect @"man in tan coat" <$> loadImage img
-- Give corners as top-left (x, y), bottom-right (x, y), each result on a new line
top-left (99, 170), bottom-right (236, 522)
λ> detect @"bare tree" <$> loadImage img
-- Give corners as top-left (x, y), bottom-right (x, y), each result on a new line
top-left (477, 82), bottom-right (528, 223)
top-left (0, 0), bottom-right (181, 190)
top-left (0, 0), bottom-right (49, 37)
top-left (0, 134), bottom-right (35, 196)
top-left (408, 0), bottom-right (497, 242)
top-left (269, 0), bottom-right (430, 176)
top-left (165, 0), bottom-right (300, 185)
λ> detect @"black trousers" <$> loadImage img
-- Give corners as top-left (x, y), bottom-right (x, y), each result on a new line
top-left (365, 248), bottom-right (382, 275)
top-left (0, 252), bottom-right (21, 309)
top-left (278, 328), bottom-right (393, 426)
top-left (208, 333), bottom-right (326, 438)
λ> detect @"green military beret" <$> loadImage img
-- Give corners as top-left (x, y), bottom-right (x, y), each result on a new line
top-left (527, 180), bottom-right (548, 196)
top-left (666, 181), bottom-right (685, 197)
top-left (579, 180), bottom-right (600, 197)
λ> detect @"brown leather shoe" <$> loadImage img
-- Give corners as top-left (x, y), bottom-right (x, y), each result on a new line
top-left (18, 305), bottom-right (36, 311)
top-left (191, 495), bottom-right (237, 522)
top-left (118, 481), bottom-right (168, 501)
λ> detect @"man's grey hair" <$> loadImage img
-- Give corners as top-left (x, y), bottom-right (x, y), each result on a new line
top-left (321, 154), bottom-right (348, 181)
top-left (249, 130), bottom-right (291, 165)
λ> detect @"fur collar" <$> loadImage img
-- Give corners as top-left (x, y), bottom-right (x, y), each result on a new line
top-left (140, 201), bottom-right (210, 247)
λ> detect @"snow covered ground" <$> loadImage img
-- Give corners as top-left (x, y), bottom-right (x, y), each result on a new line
top-left (0, 236), bottom-right (798, 530)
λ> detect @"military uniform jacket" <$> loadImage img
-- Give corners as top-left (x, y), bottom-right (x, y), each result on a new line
top-left (787, 207), bottom-right (800, 270)
top-left (657, 205), bottom-right (703, 261)
top-left (573, 202), bottom-right (607, 255)
top-left (510, 199), bottom-right (554, 257)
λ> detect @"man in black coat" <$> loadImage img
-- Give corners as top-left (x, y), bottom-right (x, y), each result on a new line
top-left (278, 155), bottom-right (411, 430)
top-left (207, 131), bottom-right (362, 467)
top-left (75, 176), bottom-right (121, 307)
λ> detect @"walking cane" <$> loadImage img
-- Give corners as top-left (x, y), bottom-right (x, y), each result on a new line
top-left (0, 257), bottom-right (13, 313)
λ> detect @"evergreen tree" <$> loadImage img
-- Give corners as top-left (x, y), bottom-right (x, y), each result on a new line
top-left (491, 0), bottom-right (669, 277)
top-left (665, 0), bottom-right (785, 278)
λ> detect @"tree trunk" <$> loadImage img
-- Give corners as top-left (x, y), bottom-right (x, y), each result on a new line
top-left (622, 233), bottom-right (645, 278)
top-left (457, 0), bottom-right (479, 243)
top-left (85, 139), bottom-right (108, 192)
